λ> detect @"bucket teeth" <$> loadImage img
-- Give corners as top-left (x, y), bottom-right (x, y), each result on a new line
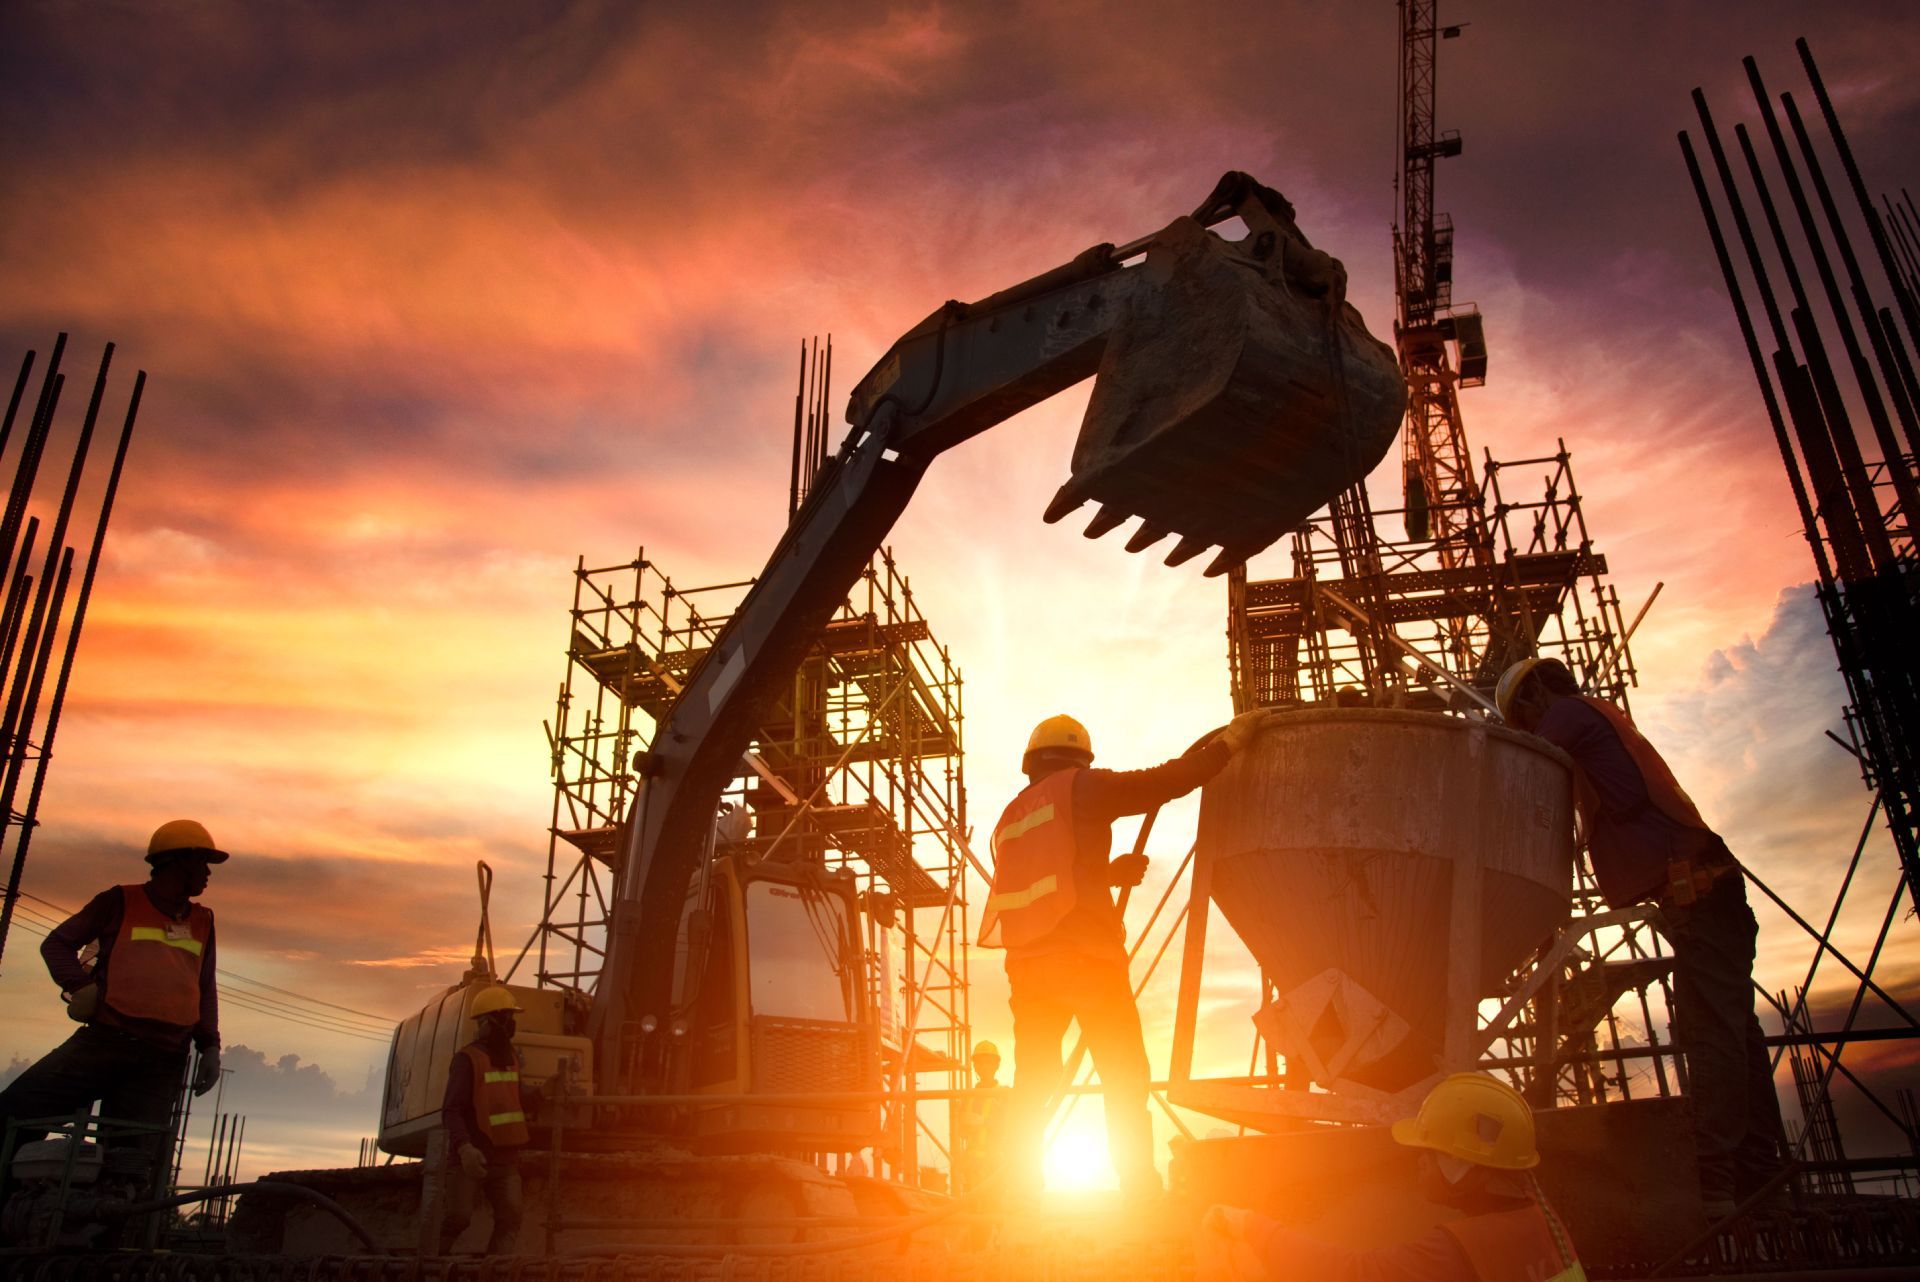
top-left (1125, 521), bottom-right (1171, 553)
top-left (1084, 505), bottom-right (1128, 539)
top-left (1203, 547), bottom-right (1247, 578)
top-left (1043, 486), bottom-right (1085, 525)
top-left (1164, 535), bottom-right (1210, 567)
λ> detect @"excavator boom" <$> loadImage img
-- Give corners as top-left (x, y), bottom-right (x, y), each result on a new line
top-left (590, 172), bottom-right (1405, 1091)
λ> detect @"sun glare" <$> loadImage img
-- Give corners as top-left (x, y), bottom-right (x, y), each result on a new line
top-left (1043, 1123), bottom-right (1119, 1192)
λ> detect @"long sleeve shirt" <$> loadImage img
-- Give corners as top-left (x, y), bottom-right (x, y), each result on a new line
top-left (1250, 1216), bottom-right (1476, 1282)
top-left (1533, 697), bottom-right (1728, 907)
top-left (1015, 739), bottom-right (1231, 962)
top-left (42, 884), bottom-right (220, 1052)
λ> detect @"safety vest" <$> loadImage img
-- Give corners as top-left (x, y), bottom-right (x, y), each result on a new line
top-left (1566, 696), bottom-right (1725, 907)
top-left (461, 1045), bottom-right (531, 1148)
top-left (101, 884), bottom-right (212, 1029)
top-left (979, 770), bottom-right (1080, 949)
top-left (1439, 1193), bottom-right (1587, 1282)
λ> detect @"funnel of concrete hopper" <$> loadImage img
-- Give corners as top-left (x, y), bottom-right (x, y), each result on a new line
top-left (1194, 709), bottom-right (1575, 1094)
top-left (1051, 213), bottom-right (1405, 575)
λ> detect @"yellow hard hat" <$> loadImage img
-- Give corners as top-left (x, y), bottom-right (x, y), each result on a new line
top-left (1391, 1072), bottom-right (1539, 1170)
top-left (469, 986), bottom-right (523, 1018)
top-left (147, 819), bottom-right (229, 865)
top-left (1494, 658), bottom-right (1549, 724)
top-left (1024, 715), bottom-right (1093, 769)
top-left (973, 1040), bottom-right (1001, 1061)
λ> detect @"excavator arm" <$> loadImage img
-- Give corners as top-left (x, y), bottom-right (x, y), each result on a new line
top-left (589, 173), bottom-right (1406, 1091)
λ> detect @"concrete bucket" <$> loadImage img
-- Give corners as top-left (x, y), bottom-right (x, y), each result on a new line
top-left (1194, 708), bottom-right (1575, 1095)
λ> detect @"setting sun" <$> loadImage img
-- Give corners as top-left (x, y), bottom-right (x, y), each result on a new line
top-left (1045, 1117), bottom-right (1122, 1192)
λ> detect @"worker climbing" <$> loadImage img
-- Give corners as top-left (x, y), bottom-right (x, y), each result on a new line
top-left (0, 821), bottom-right (227, 1200)
top-left (1497, 657), bottom-right (1786, 1218)
top-left (1199, 1073), bottom-right (1586, 1282)
top-left (980, 710), bottom-right (1270, 1197)
top-left (437, 985), bottom-right (530, 1256)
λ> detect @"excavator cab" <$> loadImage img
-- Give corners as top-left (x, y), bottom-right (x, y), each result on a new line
top-left (674, 857), bottom-right (881, 1153)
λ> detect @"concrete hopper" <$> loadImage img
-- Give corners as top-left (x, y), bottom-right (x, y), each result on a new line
top-left (1183, 708), bottom-right (1574, 1111)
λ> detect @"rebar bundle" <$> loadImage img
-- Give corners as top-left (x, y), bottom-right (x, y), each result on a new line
top-left (0, 334), bottom-right (144, 969)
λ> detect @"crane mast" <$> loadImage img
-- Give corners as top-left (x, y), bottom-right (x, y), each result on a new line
top-left (1394, 0), bottom-right (1489, 565)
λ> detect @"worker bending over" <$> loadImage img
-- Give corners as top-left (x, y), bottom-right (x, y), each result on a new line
top-left (1201, 1073), bottom-right (1585, 1282)
top-left (1498, 657), bottom-right (1784, 1216)
top-left (438, 985), bottom-right (529, 1256)
top-left (0, 821), bottom-right (225, 1187)
top-left (981, 711), bottom-right (1267, 1197)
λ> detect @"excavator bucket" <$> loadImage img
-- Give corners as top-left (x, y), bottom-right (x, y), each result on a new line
top-left (1049, 203), bottom-right (1405, 576)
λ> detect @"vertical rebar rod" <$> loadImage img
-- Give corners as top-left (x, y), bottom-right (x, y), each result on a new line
top-left (1780, 91), bottom-right (1920, 480)
top-left (1726, 98), bottom-right (1889, 575)
top-left (0, 519), bottom-right (42, 689)
top-left (1798, 39), bottom-right (1920, 356)
top-left (1678, 125), bottom-right (1837, 586)
top-left (788, 341), bottom-right (806, 522)
top-left (0, 370), bottom-right (142, 968)
top-left (0, 549), bottom-right (75, 832)
top-left (0, 351), bottom-right (34, 462)
top-left (0, 335), bottom-right (65, 582)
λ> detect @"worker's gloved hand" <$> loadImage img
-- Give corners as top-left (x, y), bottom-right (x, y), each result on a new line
top-left (192, 1048), bottom-right (222, 1097)
top-left (63, 982), bottom-right (101, 1023)
top-left (1197, 1206), bottom-right (1264, 1282)
top-left (1108, 853), bottom-right (1149, 888)
top-left (1219, 709), bottom-right (1274, 754)
top-left (458, 1143), bottom-right (488, 1180)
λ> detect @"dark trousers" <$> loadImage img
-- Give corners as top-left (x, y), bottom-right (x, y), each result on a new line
top-left (440, 1153), bottom-right (523, 1255)
top-left (0, 1024), bottom-right (184, 1184)
top-left (1665, 873), bottom-right (1786, 1196)
top-left (1006, 951), bottom-right (1158, 1195)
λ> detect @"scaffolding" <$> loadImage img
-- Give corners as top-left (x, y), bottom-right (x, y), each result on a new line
top-left (517, 545), bottom-right (972, 1178)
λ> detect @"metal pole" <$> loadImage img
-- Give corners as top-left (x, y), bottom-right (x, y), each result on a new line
top-left (1797, 39), bottom-right (1920, 360)
top-left (0, 519), bottom-right (41, 687)
top-left (0, 371), bottom-right (142, 967)
top-left (1779, 91), bottom-right (1920, 479)
top-left (0, 350), bottom-right (34, 461)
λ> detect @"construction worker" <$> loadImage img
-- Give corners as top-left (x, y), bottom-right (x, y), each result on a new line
top-left (1199, 1073), bottom-right (1586, 1282)
top-left (1497, 657), bottom-right (1785, 1216)
top-left (981, 711), bottom-right (1269, 1197)
top-left (954, 1040), bottom-right (1010, 1193)
top-left (0, 821), bottom-right (225, 1188)
top-left (438, 985), bottom-right (528, 1255)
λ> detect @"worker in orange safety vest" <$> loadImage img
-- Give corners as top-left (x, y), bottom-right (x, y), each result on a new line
top-left (1200, 1073), bottom-right (1586, 1282)
top-left (982, 710), bottom-right (1270, 1198)
top-left (954, 1040), bottom-right (1010, 1194)
top-left (0, 821), bottom-right (227, 1204)
top-left (1498, 657), bottom-right (1786, 1218)
top-left (438, 985), bottom-right (531, 1256)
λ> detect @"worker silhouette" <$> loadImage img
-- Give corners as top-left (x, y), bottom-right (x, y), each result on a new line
top-left (0, 821), bottom-right (226, 1199)
top-left (438, 986), bottom-right (529, 1256)
top-left (980, 711), bottom-right (1267, 1197)
top-left (1200, 1073), bottom-right (1587, 1282)
top-left (954, 1040), bottom-right (1010, 1195)
top-left (1499, 658), bottom-right (1786, 1217)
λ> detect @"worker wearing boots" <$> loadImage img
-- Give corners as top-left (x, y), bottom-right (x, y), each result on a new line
top-left (0, 821), bottom-right (225, 1194)
top-left (1497, 657), bottom-right (1785, 1217)
top-left (981, 710), bottom-right (1269, 1198)
top-left (1200, 1073), bottom-right (1586, 1282)
top-left (438, 986), bottom-right (528, 1256)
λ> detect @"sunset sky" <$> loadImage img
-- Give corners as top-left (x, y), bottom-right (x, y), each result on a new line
top-left (2, 0), bottom-right (1918, 1184)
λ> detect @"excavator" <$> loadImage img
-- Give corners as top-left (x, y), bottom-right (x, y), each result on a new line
top-left (229, 171), bottom-right (1406, 1255)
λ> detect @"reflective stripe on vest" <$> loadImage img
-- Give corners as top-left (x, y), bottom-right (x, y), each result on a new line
top-left (464, 1046), bottom-right (531, 1148)
top-left (102, 884), bottom-right (211, 1029)
top-left (1439, 1192), bottom-right (1587, 1282)
top-left (978, 770), bottom-right (1079, 950)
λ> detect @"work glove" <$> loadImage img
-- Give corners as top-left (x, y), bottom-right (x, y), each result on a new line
top-left (1197, 1206), bottom-right (1265, 1282)
top-left (63, 983), bottom-right (101, 1023)
top-left (1108, 853), bottom-right (1150, 888)
top-left (458, 1143), bottom-right (488, 1180)
top-left (192, 1048), bottom-right (222, 1097)
top-left (1219, 709), bottom-right (1274, 754)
